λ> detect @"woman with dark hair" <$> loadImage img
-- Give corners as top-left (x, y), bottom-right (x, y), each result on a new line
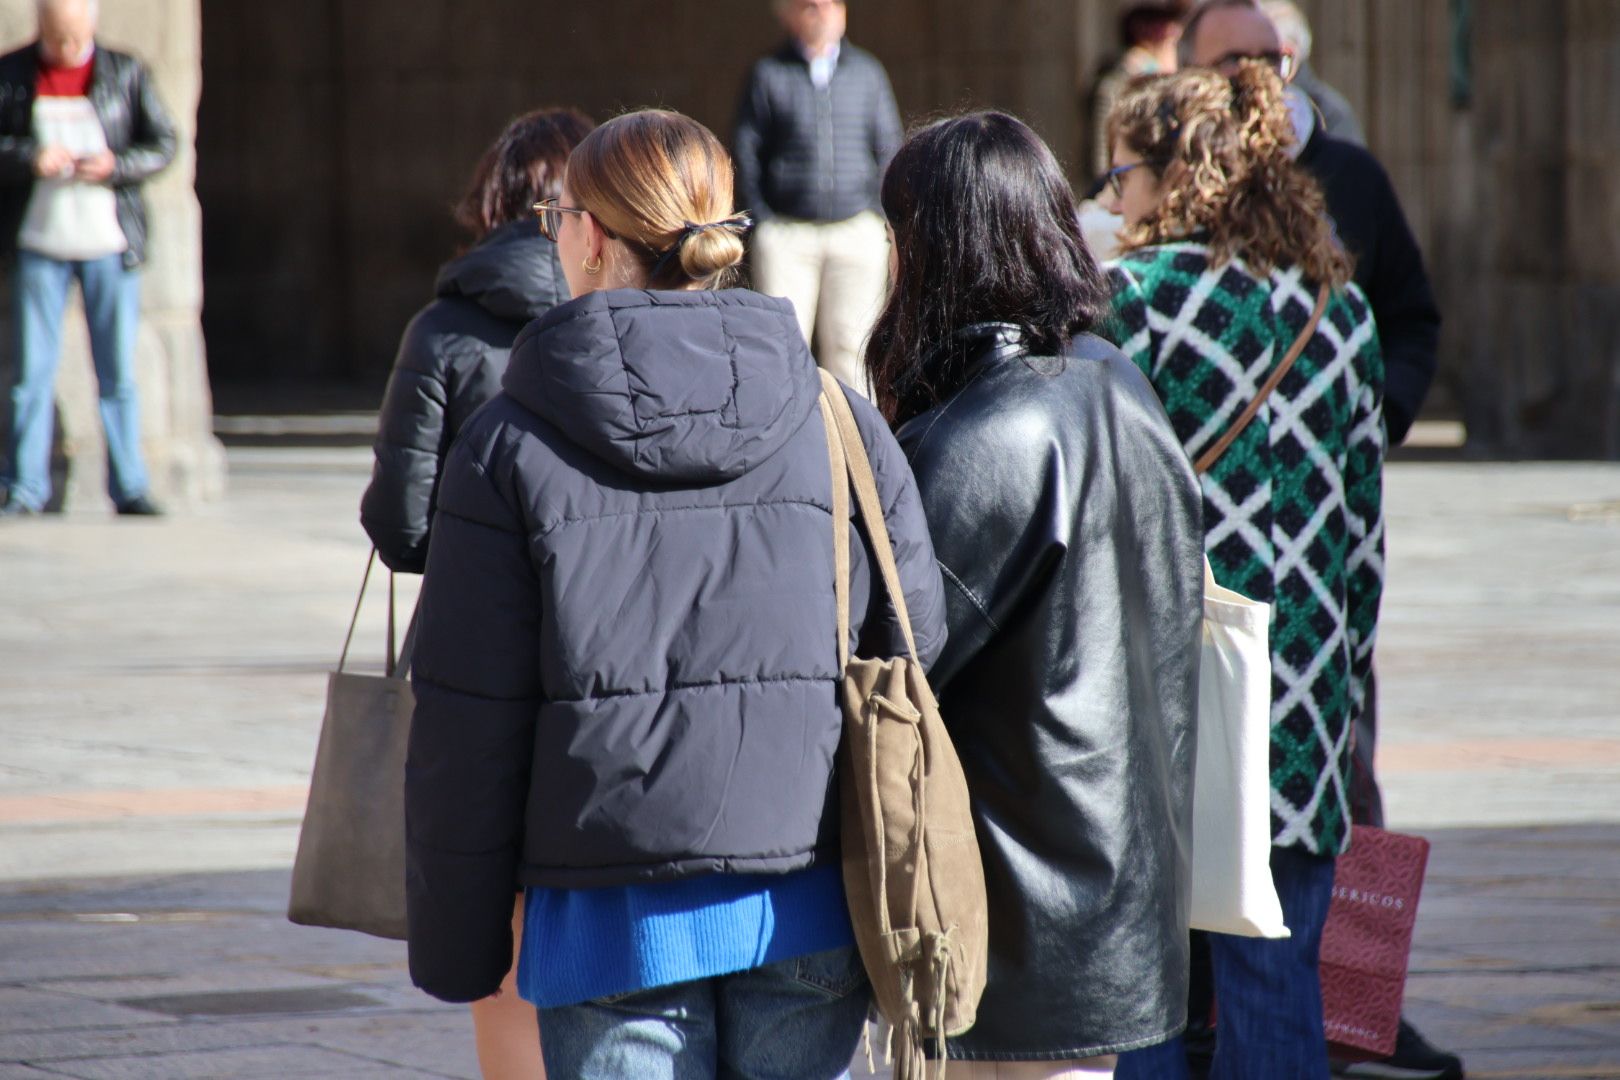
top-left (871, 110), bottom-right (1204, 1078)
top-left (358, 105), bottom-right (592, 1080)
top-left (361, 107), bottom-right (594, 575)
top-left (404, 109), bottom-right (946, 1079)
top-left (1103, 64), bottom-right (1384, 1080)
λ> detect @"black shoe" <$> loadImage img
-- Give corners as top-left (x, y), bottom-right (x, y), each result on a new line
top-left (115, 494), bottom-right (164, 517)
top-left (1334, 1019), bottom-right (1464, 1079)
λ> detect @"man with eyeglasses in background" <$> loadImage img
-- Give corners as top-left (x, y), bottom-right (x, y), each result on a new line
top-left (1116, 7), bottom-right (1456, 1079)
top-left (733, 0), bottom-right (902, 398)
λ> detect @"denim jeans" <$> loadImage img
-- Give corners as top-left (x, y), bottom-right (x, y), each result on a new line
top-left (537, 945), bottom-right (870, 1080)
top-left (1116, 847), bottom-right (1338, 1080)
top-left (4, 250), bottom-right (147, 510)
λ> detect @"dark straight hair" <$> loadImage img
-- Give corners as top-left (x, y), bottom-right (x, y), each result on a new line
top-left (866, 111), bottom-right (1110, 425)
top-left (453, 107), bottom-right (596, 241)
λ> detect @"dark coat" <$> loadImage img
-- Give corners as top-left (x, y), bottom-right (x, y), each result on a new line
top-left (733, 40), bottom-right (903, 223)
top-left (405, 287), bottom-right (948, 1003)
top-left (1300, 128), bottom-right (1440, 444)
top-left (360, 221), bottom-right (568, 572)
top-left (898, 326), bottom-right (1204, 1059)
top-left (0, 44), bottom-right (177, 268)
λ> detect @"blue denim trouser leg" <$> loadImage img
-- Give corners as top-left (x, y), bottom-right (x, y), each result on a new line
top-left (7, 251), bottom-right (73, 509)
top-left (1115, 1033), bottom-right (1192, 1080)
top-left (4, 251), bottom-right (145, 509)
top-left (538, 946), bottom-right (871, 1080)
top-left (1208, 847), bottom-right (1337, 1080)
top-left (78, 253), bottom-right (147, 506)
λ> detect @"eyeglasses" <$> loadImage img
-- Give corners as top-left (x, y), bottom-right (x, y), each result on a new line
top-left (1103, 162), bottom-right (1148, 200)
top-left (533, 198), bottom-right (589, 242)
top-left (1210, 49), bottom-right (1296, 80)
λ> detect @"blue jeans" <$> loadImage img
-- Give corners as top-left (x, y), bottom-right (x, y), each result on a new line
top-left (537, 946), bottom-right (870, 1080)
top-left (1116, 847), bottom-right (1337, 1080)
top-left (4, 250), bottom-right (147, 510)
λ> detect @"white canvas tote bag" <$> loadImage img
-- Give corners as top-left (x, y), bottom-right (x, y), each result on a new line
top-left (1188, 558), bottom-right (1290, 939)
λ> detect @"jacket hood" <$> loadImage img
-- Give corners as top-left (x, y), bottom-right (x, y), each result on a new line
top-left (502, 288), bottom-right (822, 484)
top-left (435, 220), bottom-right (567, 322)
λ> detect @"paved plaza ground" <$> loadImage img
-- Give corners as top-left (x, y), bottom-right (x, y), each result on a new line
top-left (1, 443), bottom-right (1618, 1079)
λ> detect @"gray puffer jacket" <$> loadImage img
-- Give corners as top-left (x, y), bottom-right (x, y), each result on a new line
top-left (405, 287), bottom-right (948, 1004)
top-left (360, 220), bottom-right (568, 572)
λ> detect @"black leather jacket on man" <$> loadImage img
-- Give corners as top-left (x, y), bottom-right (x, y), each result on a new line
top-left (0, 43), bottom-right (177, 269)
top-left (898, 326), bottom-right (1204, 1059)
top-left (733, 40), bottom-right (902, 222)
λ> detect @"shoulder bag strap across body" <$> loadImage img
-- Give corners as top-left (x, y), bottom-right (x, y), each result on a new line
top-left (1194, 281), bottom-right (1332, 474)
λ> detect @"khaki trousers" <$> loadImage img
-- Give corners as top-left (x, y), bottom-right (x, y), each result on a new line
top-left (750, 210), bottom-right (889, 398)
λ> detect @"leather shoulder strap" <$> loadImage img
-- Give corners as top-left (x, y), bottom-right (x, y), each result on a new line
top-left (1194, 282), bottom-right (1331, 475)
top-left (818, 370), bottom-right (920, 664)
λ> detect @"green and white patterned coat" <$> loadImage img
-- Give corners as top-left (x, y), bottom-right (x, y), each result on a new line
top-left (1106, 242), bottom-right (1385, 856)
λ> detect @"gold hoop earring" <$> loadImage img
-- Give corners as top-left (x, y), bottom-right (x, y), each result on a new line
top-left (583, 255), bottom-right (603, 276)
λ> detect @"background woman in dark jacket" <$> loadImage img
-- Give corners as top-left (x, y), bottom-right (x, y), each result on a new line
top-left (1104, 65), bottom-right (1384, 1080)
top-left (405, 109), bottom-right (946, 1080)
top-left (867, 112), bottom-right (1205, 1077)
top-left (359, 106), bottom-right (591, 1080)
top-left (361, 107), bottom-right (594, 574)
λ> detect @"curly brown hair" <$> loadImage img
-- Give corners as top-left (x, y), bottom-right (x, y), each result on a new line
top-left (1106, 62), bottom-right (1353, 288)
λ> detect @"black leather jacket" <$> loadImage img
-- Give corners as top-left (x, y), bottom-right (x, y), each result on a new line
top-left (0, 44), bottom-right (177, 268)
top-left (897, 326), bottom-right (1204, 1059)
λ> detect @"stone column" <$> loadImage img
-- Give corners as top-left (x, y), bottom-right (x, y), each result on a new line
top-left (0, 0), bottom-right (223, 511)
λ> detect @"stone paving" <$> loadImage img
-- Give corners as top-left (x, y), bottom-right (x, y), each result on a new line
top-left (1, 446), bottom-right (1618, 1078)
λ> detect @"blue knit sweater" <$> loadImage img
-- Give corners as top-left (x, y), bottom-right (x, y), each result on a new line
top-left (517, 863), bottom-right (855, 1008)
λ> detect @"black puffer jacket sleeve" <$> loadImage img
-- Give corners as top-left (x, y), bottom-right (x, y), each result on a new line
top-left (405, 418), bottom-right (542, 1003)
top-left (361, 312), bottom-right (450, 573)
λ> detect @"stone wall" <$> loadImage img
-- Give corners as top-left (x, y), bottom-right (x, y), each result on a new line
top-left (196, 0), bottom-right (1080, 386)
top-left (0, 0), bottom-right (223, 509)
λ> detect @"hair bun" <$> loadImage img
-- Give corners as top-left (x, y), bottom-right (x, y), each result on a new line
top-left (675, 215), bottom-right (751, 280)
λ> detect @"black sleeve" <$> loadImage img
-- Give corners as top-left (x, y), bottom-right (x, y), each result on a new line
top-left (840, 385), bottom-right (948, 671)
top-left (112, 61), bottom-right (178, 185)
top-left (1358, 160), bottom-right (1440, 445)
top-left (0, 86), bottom-right (37, 182)
top-left (733, 62), bottom-right (773, 220)
top-left (361, 312), bottom-right (451, 574)
top-left (405, 429), bottom-right (542, 1003)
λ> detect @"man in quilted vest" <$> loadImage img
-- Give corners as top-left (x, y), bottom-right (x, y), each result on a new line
top-left (733, 0), bottom-right (903, 397)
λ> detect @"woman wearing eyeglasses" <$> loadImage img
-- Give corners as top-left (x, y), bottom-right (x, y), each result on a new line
top-left (362, 108), bottom-right (594, 579)
top-left (357, 104), bottom-right (592, 1080)
top-left (871, 110), bottom-right (1204, 1079)
top-left (1102, 64), bottom-right (1385, 1080)
top-left (403, 108), bottom-right (947, 1079)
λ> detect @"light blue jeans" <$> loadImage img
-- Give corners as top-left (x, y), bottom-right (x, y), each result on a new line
top-left (4, 250), bottom-right (147, 510)
top-left (537, 946), bottom-right (871, 1080)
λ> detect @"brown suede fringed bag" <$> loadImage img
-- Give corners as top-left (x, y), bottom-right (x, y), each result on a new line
top-left (818, 370), bottom-right (988, 1079)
